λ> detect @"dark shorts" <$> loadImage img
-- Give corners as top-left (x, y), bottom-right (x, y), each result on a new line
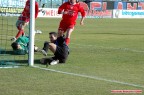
top-left (54, 45), bottom-right (69, 63)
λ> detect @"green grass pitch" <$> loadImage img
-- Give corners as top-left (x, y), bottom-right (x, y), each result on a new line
top-left (0, 17), bottom-right (144, 95)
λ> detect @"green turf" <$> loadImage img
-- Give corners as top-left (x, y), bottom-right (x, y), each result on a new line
top-left (0, 17), bottom-right (144, 95)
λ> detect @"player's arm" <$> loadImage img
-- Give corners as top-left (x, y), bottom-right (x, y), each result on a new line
top-left (79, 7), bottom-right (86, 25)
top-left (80, 16), bottom-right (85, 25)
top-left (58, 3), bottom-right (67, 14)
top-left (58, 4), bottom-right (64, 14)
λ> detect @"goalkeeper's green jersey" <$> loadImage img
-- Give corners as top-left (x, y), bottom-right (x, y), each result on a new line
top-left (14, 36), bottom-right (29, 55)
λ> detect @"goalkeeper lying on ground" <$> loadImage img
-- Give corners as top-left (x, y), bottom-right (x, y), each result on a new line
top-left (11, 36), bottom-right (38, 55)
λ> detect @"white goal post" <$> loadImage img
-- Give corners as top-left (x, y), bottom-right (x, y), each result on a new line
top-left (28, 0), bottom-right (35, 66)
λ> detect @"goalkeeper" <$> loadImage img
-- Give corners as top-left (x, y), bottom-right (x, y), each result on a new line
top-left (11, 36), bottom-right (38, 55)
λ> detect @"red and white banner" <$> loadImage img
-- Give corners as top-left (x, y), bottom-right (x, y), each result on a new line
top-left (38, 8), bottom-right (62, 18)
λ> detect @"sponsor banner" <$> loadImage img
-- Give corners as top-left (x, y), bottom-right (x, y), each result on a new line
top-left (90, 1), bottom-right (111, 10)
top-left (0, 13), bottom-right (20, 16)
top-left (0, 7), bottom-right (23, 16)
top-left (0, 7), bottom-right (112, 18)
top-left (90, 2), bottom-right (103, 11)
top-left (113, 1), bottom-right (144, 10)
top-left (90, 1), bottom-right (144, 10)
top-left (38, 8), bottom-right (112, 18)
top-left (0, 7), bottom-right (23, 13)
top-left (38, 8), bottom-right (62, 18)
top-left (0, 8), bottom-right (62, 18)
top-left (86, 10), bottom-right (112, 18)
top-left (113, 10), bottom-right (144, 18)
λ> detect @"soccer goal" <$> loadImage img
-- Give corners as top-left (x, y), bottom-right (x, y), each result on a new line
top-left (0, 0), bottom-right (35, 67)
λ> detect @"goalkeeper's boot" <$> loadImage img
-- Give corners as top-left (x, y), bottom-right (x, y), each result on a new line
top-left (34, 46), bottom-right (39, 52)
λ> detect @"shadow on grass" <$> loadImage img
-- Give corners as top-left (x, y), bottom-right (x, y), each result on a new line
top-left (0, 59), bottom-right (42, 67)
top-left (0, 59), bottom-right (28, 66)
top-left (0, 49), bottom-right (47, 66)
top-left (0, 49), bottom-right (15, 55)
top-left (34, 59), bottom-right (41, 64)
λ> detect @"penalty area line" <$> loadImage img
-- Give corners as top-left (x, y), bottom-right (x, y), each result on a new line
top-left (32, 65), bottom-right (144, 88)
top-left (0, 66), bottom-right (19, 69)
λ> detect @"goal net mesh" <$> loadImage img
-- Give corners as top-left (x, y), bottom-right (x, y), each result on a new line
top-left (0, 0), bottom-right (28, 67)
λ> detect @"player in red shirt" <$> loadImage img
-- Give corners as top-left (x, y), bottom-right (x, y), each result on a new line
top-left (58, 0), bottom-right (86, 45)
top-left (11, 0), bottom-right (39, 42)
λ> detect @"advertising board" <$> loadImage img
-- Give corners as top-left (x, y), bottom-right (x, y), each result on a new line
top-left (113, 10), bottom-right (144, 18)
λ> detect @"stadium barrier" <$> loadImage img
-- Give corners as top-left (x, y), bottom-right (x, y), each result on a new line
top-left (0, 0), bottom-right (144, 18)
top-left (1, 7), bottom-right (144, 18)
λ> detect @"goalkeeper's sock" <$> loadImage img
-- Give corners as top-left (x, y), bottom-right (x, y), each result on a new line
top-left (43, 42), bottom-right (49, 53)
top-left (65, 38), bottom-right (70, 45)
top-left (16, 30), bottom-right (24, 39)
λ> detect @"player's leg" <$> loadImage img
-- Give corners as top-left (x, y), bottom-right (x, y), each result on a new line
top-left (40, 42), bottom-right (57, 56)
top-left (15, 20), bottom-right (27, 39)
top-left (39, 41), bottom-right (49, 56)
top-left (57, 20), bottom-right (67, 37)
top-left (65, 26), bottom-right (74, 45)
top-left (58, 21), bottom-right (74, 45)
top-left (48, 43), bottom-right (57, 53)
top-left (40, 41), bottom-right (49, 56)
top-left (43, 41), bottom-right (49, 52)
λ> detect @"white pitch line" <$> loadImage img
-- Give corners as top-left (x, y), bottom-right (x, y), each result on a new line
top-left (0, 66), bottom-right (19, 68)
top-left (33, 65), bottom-right (144, 88)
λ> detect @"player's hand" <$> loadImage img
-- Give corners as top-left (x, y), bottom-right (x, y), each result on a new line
top-left (63, 11), bottom-right (68, 14)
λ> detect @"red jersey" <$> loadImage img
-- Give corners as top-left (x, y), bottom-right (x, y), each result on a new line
top-left (58, 2), bottom-right (85, 24)
top-left (19, 0), bottom-right (39, 22)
